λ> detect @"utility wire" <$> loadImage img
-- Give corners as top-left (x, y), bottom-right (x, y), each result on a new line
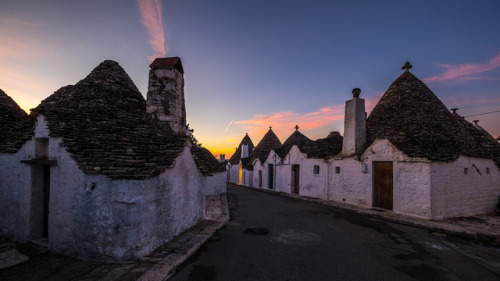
top-left (464, 110), bottom-right (500, 118)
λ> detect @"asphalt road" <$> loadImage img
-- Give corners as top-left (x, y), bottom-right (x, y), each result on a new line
top-left (170, 183), bottom-right (500, 281)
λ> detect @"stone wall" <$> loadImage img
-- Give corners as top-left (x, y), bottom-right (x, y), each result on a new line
top-left (204, 172), bottom-right (227, 195)
top-left (329, 139), bottom-right (432, 219)
top-left (227, 164), bottom-right (239, 184)
top-left (0, 140), bottom-right (34, 240)
top-left (431, 156), bottom-right (500, 219)
top-left (47, 142), bottom-right (204, 261)
top-left (146, 66), bottom-right (186, 134)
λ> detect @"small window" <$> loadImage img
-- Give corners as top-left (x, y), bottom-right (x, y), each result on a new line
top-left (335, 167), bottom-right (340, 174)
top-left (313, 165), bottom-right (320, 175)
top-left (486, 168), bottom-right (490, 175)
top-left (464, 168), bottom-right (468, 174)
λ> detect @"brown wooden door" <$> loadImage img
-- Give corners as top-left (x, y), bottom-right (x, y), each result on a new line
top-left (373, 162), bottom-right (393, 210)
top-left (292, 165), bottom-right (300, 194)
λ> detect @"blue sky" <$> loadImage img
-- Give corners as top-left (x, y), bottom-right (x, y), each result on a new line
top-left (1, 0), bottom-right (500, 157)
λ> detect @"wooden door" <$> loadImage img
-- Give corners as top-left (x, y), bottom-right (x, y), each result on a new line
top-left (373, 162), bottom-right (393, 210)
top-left (291, 165), bottom-right (300, 194)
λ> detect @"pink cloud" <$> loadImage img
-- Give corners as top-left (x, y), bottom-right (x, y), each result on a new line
top-left (136, 0), bottom-right (167, 60)
top-left (235, 105), bottom-right (344, 138)
top-left (235, 94), bottom-right (383, 140)
top-left (423, 52), bottom-right (500, 83)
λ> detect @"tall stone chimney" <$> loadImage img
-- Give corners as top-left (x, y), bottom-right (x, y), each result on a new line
top-left (342, 88), bottom-right (366, 156)
top-left (146, 57), bottom-right (187, 135)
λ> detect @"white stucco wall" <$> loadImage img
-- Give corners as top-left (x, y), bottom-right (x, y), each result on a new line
top-left (430, 156), bottom-right (500, 219)
top-left (227, 164), bottom-right (239, 184)
top-left (329, 139), bottom-right (432, 219)
top-left (241, 168), bottom-right (253, 187)
top-left (204, 172), bottom-right (226, 195)
top-left (0, 140), bottom-right (35, 240)
top-left (274, 147), bottom-right (328, 199)
top-left (2, 116), bottom-right (205, 262)
top-left (253, 151), bottom-right (280, 190)
top-left (48, 141), bottom-right (204, 261)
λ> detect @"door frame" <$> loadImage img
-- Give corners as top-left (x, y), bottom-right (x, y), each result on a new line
top-left (372, 161), bottom-right (393, 210)
top-left (291, 164), bottom-right (300, 194)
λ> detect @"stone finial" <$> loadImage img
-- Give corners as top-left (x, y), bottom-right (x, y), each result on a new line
top-left (245, 133), bottom-right (248, 136)
top-left (402, 61), bottom-right (413, 71)
top-left (269, 126), bottom-right (272, 129)
top-left (352, 88), bottom-right (361, 98)
top-left (295, 125), bottom-right (299, 131)
top-left (450, 108), bottom-right (459, 114)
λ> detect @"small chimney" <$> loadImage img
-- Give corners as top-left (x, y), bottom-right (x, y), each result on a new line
top-left (450, 108), bottom-right (459, 114)
top-left (146, 57), bottom-right (186, 134)
top-left (342, 88), bottom-right (366, 156)
top-left (241, 144), bottom-right (249, 158)
top-left (219, 154), bottom-right (225, 162)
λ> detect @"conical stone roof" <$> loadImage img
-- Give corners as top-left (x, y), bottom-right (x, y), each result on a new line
top-left (0, 89), bottom-right (34, 152)
top-left (243, 128), bottom-right (282, 169)
top-left (31, 60), bottom-right (187, 179)
top-left (305, 131), bottom-right (343, 159)
top-left (275, 128), bottom-right (312, 160)
top-left (191, 145), bottom-right (227, 175)
top-left (366, 69), bottom-right (500, 167)
top-left (229, 134), bottom-right (254, 165)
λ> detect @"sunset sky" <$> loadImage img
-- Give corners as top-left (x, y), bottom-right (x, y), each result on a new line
top-left (2, 0), bottom-right (500, 158)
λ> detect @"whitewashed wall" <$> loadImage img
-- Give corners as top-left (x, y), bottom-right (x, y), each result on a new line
top-left (241, 168), bottom-right (253, 187)
top-left (253, 151), bottom-right (280, 190)
top-left (329, 139), bottom-right (432, 219)
top-left (48, 141), bottom-right (204, 261)
top-left (227, 164), bottom-right (239, 184)
top-left (0, 140), bottom-right (35, 240)
top-left (276, 147), bottom-right (328, 199)
top-left (1, 116), bottom-right (205, 262)
top-left (430, 156), bottom-right (500, 219)
top-left (204, 172), bottom-right (226, 195)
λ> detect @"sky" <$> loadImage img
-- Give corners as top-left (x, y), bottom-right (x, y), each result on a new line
top-left (1, 0), bottom-right (500, 159)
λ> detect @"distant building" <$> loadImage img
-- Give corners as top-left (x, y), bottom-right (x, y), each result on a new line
top-left (0, 57), bottom-right (224, 261)
top-left (227, 134), bottom-right (254, 185)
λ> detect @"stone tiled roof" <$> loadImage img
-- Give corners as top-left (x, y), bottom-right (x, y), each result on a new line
top-left (305, 131), bottom-right (343, 159)
top-left (366, 70), bottom-right (500, 167)
top-left (243, 127), bottom-right (282, 170)
top-left (191, 145), bottom-right (227, 175)
top-left (0, 89), bottom-right (34, 153)
top-left (229, 134), bottom-right (254, 165)
top-left (275, 129), bottom-right (313, 160)
top-left (30, 60), bottom-right (188, 179)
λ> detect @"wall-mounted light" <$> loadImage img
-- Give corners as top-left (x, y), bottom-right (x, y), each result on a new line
top-left (361, 163), bottom-right (368, 173)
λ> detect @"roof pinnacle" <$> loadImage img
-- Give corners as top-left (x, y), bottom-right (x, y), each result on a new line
top-left (402, 61), bottom-right (413, 72)
top-left (295, 125), bottom-right (299, 131)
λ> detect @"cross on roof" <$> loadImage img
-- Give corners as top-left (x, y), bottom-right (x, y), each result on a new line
top-left (295, 125), bottom-right (299, 131)
top-left (402, 61), bottom-right (413, 71)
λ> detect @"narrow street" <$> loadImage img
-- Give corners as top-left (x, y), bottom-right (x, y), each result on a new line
top-left (170, 183), bottom-right (500, 281)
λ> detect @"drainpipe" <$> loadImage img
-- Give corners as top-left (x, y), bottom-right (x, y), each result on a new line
top-left (273, 154), bottom-right (277, 190)
top-left (325, 159), bottom-right (330, 201)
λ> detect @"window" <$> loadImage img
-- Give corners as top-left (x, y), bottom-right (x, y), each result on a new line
top-left (464, 168), bottom-right (468, 174)
top-left (335, 167), bottom-right (340, 174)
top-left (313, 165), bottom-right (320, 175)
